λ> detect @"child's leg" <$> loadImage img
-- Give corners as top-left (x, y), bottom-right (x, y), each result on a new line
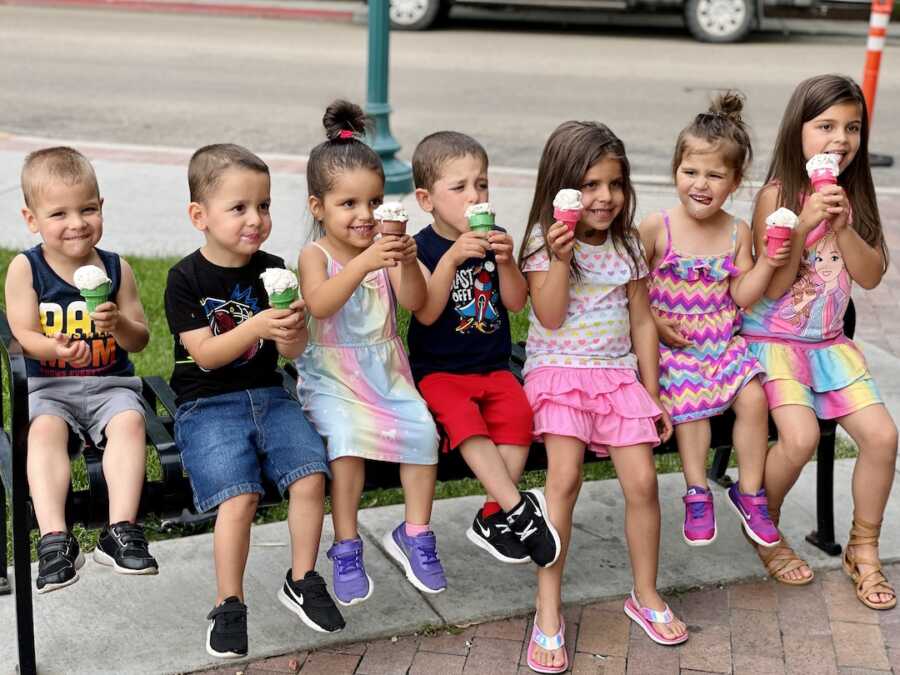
top-left (400, 463), bottom-right (438, 526)
top-left (27, 415), bottom-right (72, 535)
top-left (213, 492), bottom-right (260, 603)
top-left (838, 403), bottom-right (898, 605)
top-left (755, 404), bottom-right (820, 582)
top-left (329, 457), bottom-right (366, 541)
top-left (730, 380), bottom-right (769, 494)
top-left (460, 436), bottom-right (522, 511)
top-left (287, 473), bottom-right (326, 578)
top-left (482, 444), bottom-right (529, 510)
top-left (608, 443), bottom-right (687, 641)
top-left (102, 410), bottom-right (146, 524)
top-left (674, 420), bottom-right (711, 489)
top-left (532, 434), bottom-right (585, 670)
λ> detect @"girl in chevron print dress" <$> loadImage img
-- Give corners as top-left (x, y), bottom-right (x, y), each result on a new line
top-left (640, 92), bottom-right (789, 551)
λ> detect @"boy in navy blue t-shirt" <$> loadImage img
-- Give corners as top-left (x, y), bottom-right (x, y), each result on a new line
top-left (409, 131), bottom-right (560, 569)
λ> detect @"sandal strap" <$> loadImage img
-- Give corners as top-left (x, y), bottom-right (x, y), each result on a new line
top-left (848, 517), bottom-right (882, 547)
top-left (531, 616), bottom-right (565, 651)
top-left (630, 590), bottom-right (673, 624)
top-left (757, 540), bottom-right (808, 579)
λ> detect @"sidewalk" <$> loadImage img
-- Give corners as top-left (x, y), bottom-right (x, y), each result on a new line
top-left (201, 564), bottom-right (900, 675)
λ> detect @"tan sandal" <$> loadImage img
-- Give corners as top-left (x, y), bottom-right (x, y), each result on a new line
top-left (842, 517), bottom-right (897, 610)
top-left (742, 506), bottom-right (814, 586)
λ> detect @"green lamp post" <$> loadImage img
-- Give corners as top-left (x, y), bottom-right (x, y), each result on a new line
top-left (366, 0), bottom-right (413, 195)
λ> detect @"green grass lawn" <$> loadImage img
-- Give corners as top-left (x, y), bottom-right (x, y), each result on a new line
top-left (1, 246), bottom-right (858, 563)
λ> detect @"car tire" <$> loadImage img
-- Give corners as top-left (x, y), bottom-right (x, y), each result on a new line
top-left (389, 0), bottom-right (448, 30)
top-left (684, 0), bottom-right (754, 42)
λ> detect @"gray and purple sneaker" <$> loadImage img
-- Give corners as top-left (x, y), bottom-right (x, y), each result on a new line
top-left (382, 524), bottom-right (447, 594)
top-left (326, 538), bottom-right (374, 606)
top-left (727, 484), bottom-right (780, 548)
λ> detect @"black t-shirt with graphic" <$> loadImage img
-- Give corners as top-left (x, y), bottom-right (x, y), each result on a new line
top-left (408, 225), bottom-right (512, 382)
top-left (164, 249), bottom-right (283, 406)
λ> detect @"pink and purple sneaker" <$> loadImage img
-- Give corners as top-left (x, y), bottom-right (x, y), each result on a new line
top-left (326, 538), bottom-right (373, 606)
top-left (727, 484), bottom-right (780, 547)
top-left (682, 486), bottom-right (716, 546)
top-left (382, 524), bottom-right (447, 594)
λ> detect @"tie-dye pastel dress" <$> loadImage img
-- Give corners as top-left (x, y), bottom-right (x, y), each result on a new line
top-left (741, 225), bottom-right (881, 419)
top-left (648, 212), bottom-right (764, 424)
top-left (296, 242), bottom-right (439, 464)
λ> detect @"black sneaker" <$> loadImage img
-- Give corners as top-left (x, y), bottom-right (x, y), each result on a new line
top-left (206, 596), bottom-right (248, 659)
top-left (506, 489), bottom-right (561, 568)
top-left (278, 569), bottom-right (345, 634)
top-left (93, 521), bottom-right (159, 574)
top-left (467, 509), bottom-right (530, 564)
top-left (36, 531), bottom-right (85, 593)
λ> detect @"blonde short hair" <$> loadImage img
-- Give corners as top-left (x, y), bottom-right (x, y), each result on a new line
top-left (21, 147), bottom-right (99, 209)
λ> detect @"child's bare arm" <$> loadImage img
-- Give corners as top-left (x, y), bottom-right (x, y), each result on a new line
top-left (387, 235), bottom-right (427, 312)
top-left (490, 230), bottom-right (528, 312)
top-left (628, 277), bottom-right (672, 441)
top-left (730, 221), bottom-right (789, 308)
top-left (300, 241), bottom-right (403, 319)
top-left (91, 258), bottom-right (150, 353)
top-left (3, 254), bottom-right (90, 365)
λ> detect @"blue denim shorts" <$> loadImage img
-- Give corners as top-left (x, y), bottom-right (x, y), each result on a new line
top-left (174, 387), bottom-right (329, 513)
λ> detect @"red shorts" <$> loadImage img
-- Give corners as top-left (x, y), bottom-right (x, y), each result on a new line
top-left (418, 370), bottom-right (533, 451)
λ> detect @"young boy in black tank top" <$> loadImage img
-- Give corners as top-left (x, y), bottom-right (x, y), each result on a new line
top-left (5, 147), bottom-right (157, 593)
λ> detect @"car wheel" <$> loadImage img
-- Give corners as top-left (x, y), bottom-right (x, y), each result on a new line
top-left (389, 0), bottom-right (447, 30)
top-left (684, 0), bottom-right (754, 42)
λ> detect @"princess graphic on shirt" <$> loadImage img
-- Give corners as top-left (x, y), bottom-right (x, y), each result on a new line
top-left (779, 232), bottom-right (850, 338)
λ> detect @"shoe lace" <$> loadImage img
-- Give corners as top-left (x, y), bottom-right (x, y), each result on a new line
top-left (687, 501), bottom-right (709, 520)
top-left (301, 576), bottom-right (330, 603)
top-left (334, 549), bottom-right (363, 575)
top-left (414, 537), bottom-right (441, 567)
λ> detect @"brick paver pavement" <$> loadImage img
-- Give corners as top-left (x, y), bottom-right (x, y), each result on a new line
top-left (200, 562), bottom-right (900, 675)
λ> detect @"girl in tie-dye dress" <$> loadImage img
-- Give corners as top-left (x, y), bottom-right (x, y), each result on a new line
top-left (641, 93), bottom-right (786, 551)
top-left (296, 101), bottom-right (442, 611)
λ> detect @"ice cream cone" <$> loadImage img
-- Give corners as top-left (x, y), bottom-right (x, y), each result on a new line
top-left (766, 226), bottom-right (792, 257)
top-left (468, 212), bottom-right (494, 233)
top-left (380, 220), bottom-right (406, 236)
top-left (269, 288), bottom-right (298, 310)
top-left (80, 282), bottom-right (111, 313)
top-left (554, 207), bottom-right (581, 232)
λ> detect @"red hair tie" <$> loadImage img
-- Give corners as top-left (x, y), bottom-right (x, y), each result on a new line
top-left (338, 130), bottom-right (354, 139)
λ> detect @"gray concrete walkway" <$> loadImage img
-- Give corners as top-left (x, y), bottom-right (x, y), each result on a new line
top-left (3, 453), bottom-right (900, 674)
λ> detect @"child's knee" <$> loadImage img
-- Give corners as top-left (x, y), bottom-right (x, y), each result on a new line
top-left (777, 424), bottom-right (820, 463)
top-left (287, 472), bottom-right (325, 498)
top-left (28, 415), bottom-right (70, 447)
top-left (105, 409), bottom-right (145, 437)
top-left (547, 467), bottom-right (582, 501)
top-left (624, 471), bottom-right (659, 506)
top-left (218, 493), bottom-right (260, 520)
top-left (736, 381), bottom-right (769, 418)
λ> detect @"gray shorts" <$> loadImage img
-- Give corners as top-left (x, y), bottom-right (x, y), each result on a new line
top-left (28, 376), bottom-right (145, 452)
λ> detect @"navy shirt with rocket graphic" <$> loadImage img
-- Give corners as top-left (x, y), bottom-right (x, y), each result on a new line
top-left (164, 249), bottom-right (283, 406)
top-left (408, 225), bottom-right (512, 382)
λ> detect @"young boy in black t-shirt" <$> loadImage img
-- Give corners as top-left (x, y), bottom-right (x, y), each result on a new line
top-left (408, 132), bottom-right (560, 569)
top-left (164, 144), bottom-right (343, 660)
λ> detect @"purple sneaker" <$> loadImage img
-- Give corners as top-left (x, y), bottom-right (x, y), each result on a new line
top-left (727, 484), bottom-right (781, 548)
top-left (326, 538), bottom-right (373, 606)
top-left (683, 486), bottom-right (716, 546)
top-left (382, 525), bottom-right (447, 594)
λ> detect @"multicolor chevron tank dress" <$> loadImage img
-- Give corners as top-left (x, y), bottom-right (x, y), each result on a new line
top-left (648, 212), bottom-right (763, 424)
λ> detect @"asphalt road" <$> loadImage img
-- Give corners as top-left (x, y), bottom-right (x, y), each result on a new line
top-left (1, 5), bottom-right (898, 183)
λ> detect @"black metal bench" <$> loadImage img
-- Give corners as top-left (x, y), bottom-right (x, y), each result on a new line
top-left (0, 305), bottom-right (852, 675)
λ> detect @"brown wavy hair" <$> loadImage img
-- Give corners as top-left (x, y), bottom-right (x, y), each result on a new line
top-left (766, 74), bottom-right (887, 270)
top-left (518, 121), bottom-right (642, 279)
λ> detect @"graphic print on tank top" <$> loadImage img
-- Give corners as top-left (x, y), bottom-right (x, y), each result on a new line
top-left (453, 260), bottom-right (501, 334)
top-left (777, 231), bottom-right (849, 339)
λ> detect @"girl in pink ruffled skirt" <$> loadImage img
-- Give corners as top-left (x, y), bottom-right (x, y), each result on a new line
top-left (517, 121), bottom-right (686, 674)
